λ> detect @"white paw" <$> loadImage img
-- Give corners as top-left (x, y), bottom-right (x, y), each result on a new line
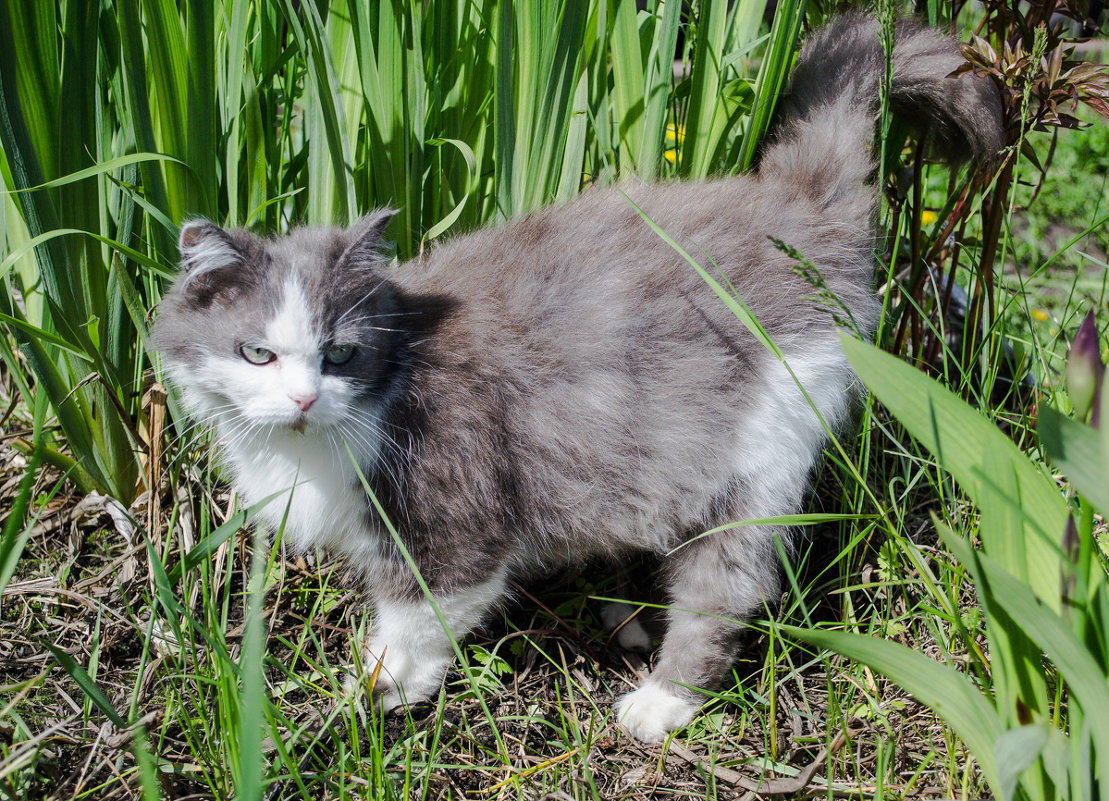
top-left (368, 644), bottom-right (450, 709)
top-left (344, 577), bottom-right (505, 710)
top-left (615, 683), bottom-right (699, 743)
top-left (345, 644), bottom-right (449, 710)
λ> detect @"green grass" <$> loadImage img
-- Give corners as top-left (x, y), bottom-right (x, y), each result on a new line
top-left (2, 0), bottom-right (1109, 799)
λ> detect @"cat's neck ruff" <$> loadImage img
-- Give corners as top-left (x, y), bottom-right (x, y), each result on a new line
top-left (216, 411), bottom-right (384, 559)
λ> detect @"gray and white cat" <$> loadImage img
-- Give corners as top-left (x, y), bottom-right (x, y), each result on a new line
top-left (152, 15), bottom-right (1003, 743)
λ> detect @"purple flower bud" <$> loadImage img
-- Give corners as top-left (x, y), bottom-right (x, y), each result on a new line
top-left (1065, 312), bottom-right (1104, 426)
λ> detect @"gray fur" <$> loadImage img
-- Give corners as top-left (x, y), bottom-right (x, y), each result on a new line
top-left (151, 15), bottom-right (1004, 740)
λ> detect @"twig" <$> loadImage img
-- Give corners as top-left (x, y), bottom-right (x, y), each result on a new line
top-left (665, 717), bottom-right (865, 795)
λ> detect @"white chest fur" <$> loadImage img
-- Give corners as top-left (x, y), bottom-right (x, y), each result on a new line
top-left (222, 425), bottom-right (378, 561)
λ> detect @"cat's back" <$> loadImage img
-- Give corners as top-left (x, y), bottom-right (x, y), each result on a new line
top-left (395, 173), bottom-right (874, 348)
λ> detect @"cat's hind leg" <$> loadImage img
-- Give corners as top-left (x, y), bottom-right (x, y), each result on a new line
top-left (600, 599), bottom-right (653, 653)
top-left (614, 526), bottom-right (782, 742)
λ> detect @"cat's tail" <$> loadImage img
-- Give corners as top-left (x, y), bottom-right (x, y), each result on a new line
top-left (759, 13), bottom-right (1004, 206)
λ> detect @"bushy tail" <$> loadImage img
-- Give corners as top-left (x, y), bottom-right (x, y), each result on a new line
top-left (759, 13), bottom-right (1004, 207)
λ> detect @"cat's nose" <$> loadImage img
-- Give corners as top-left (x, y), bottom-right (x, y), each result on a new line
top-left (290, 393), bottom-right (318, 412)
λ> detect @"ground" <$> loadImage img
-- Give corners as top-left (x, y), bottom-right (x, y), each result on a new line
top-left (0, 440), bottom-right (988, 800)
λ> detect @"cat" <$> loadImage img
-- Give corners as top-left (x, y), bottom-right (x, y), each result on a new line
top-left (151, 14), bottom-right (1004, 743)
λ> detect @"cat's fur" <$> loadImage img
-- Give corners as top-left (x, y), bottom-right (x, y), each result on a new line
top-left (152, 15), bottom-right (1004, 743)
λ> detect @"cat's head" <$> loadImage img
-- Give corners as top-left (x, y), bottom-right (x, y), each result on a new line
top-left (152, 211), bottom-right (403, 436)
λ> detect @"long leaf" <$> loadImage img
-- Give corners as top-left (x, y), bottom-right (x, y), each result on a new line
top-left (142, 0), bottom-right (192, 220)
top-left (609, 0), bottom-right (645, 171)
top-left (1038, 406), bottom-right (1109, 514)
top-left (0, 300), bottom-right (103, 493)
top-left (945, 528), bottom-right (1109, 774)
top-left (737, 0), bottom-right (804, 169)
top-left (0, 447), bottom-right (43, 596)
top-left (233, 537), bottom-right (269, 801)
top-left (780, 622), bottom-right (1004, 793)
top-left (840, 333), bottom-right (1067, 608)
top-left (638, 0), bottom-right (682, 174)
top-left (41, 640), bottom-right (126, 728)
top-left (283, 0), bottom-right (354, 224)
top-left (2, 152), bottom-right (185, 195)
top-left (680, 0), bottom-right (729, 176)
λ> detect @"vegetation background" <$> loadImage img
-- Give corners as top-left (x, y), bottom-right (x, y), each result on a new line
top-left (1, 0), bottom-right (1107, 798)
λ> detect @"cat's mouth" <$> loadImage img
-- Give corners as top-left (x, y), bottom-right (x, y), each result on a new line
top-left (290, 416), bottom-right (309, 434)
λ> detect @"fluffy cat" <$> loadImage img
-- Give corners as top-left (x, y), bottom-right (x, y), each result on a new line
top-left (152, 14), bottom-right (1004, 743)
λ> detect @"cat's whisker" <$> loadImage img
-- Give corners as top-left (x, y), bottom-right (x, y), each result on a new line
top-left (335, 284), bottom-right (390, 327)
top-left (339, 418), bottom-right (408, 499)
top-left (341, 415), bottom-right (402, 464)
top-left (166, 401), bottom-right (244, 451)
top-left (336, 310), bottom-right (418, 325)
top-left (337, 315), bottom-right (412, 332)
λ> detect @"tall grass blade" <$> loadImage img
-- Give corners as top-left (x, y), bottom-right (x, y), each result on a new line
top-left (1038, 406), bottom-right (1109, 513)
top-left (680, 0), bottom-right (729, 177)
top-left (185, 0), bottom-right (218, 217)
top-left (0, 443), bottom-right (43, 596)
top-left (638, 0), bottom-right (682, 174)
top-left (283, 0), bottom-right (355, 225)
top-left (609, 0), bottom-right (646, 172)
top-left (41, 641), bottom-right (126, 728)
top-left (142, 0), bottom-right (193, 220)
top-left (116, 0), bottom-right (173, 252)
top-left (234, 538), bottom-right (270, 801)
top-left (737, 0), bottom-right (805, 170)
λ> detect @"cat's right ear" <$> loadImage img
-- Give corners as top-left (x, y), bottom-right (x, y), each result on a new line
top-left (178, 220), bottom-right (243, 280)
top-left (339, 209), bottom-right (398, 267)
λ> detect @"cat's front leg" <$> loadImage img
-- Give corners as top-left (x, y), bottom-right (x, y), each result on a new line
top-left (352, 573), bottom-right (506, 709)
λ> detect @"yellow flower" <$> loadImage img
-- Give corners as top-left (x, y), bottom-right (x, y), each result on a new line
top-left (1032, 308), bottom-right (1049, 322)
top-left (663, 123), bottom-right (684, 167)
top-left (921, 210), bottom-right (938, 225)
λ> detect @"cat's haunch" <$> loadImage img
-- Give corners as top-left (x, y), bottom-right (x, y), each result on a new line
top-left (152, 14), bottom-right (1003, 743)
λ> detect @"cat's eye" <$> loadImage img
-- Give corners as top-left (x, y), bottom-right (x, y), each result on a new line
top-left (240, 345), bottom-right (276, 365)
top-left (324, 344), bottom-right (355, 365)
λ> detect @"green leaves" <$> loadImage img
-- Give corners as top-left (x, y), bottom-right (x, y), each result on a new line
top-left (2, 0), bottom-right (806, 505)
top-left (1039, 406), bottom-right (1109, 513)
top-left (737, 0), bottom-right (805, 170)
top-left (781, 622), bottom-right (1005, 791)
top-left (494, 0), bottom-right (590, 218)
top-left (839, 334), bottom-right (1067, 604)
top-left (790, 334), bottom-right (1109, 801)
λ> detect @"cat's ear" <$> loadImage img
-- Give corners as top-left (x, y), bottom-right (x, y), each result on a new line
top-left (339, 209), bottom-right (397, 267)
top-left (178, 220), bottom-right (243, 279)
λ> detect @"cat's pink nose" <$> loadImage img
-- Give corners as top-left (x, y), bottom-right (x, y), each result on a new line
top-left (291, 393), bottom-right (317, 412)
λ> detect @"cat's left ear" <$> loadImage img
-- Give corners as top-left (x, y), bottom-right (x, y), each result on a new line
top-left (178, 220), bottom-right (244, 279)
top-left (340, 209), bottom-right (397, 266)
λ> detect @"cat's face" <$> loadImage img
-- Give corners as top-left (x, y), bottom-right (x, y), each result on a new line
top-left (152, 212), bottom-right (401, 440)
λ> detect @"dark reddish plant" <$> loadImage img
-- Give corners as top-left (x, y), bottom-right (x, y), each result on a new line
top-left (888, 0), bottom-right (1109, 411)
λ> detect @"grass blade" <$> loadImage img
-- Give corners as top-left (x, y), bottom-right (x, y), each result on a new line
top-left (737, 0), bottom-right (805, 170)
top-left (41, 641), bottom-right (126, 728)
top-left (1038, 406), bottom-right (1109, 513)
top-left (0, 446), bottom-right (43, 596)
top-left (840, 333), bottom-right (1067, 606)
top-left (680, 0), bottom-right (729, 177)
